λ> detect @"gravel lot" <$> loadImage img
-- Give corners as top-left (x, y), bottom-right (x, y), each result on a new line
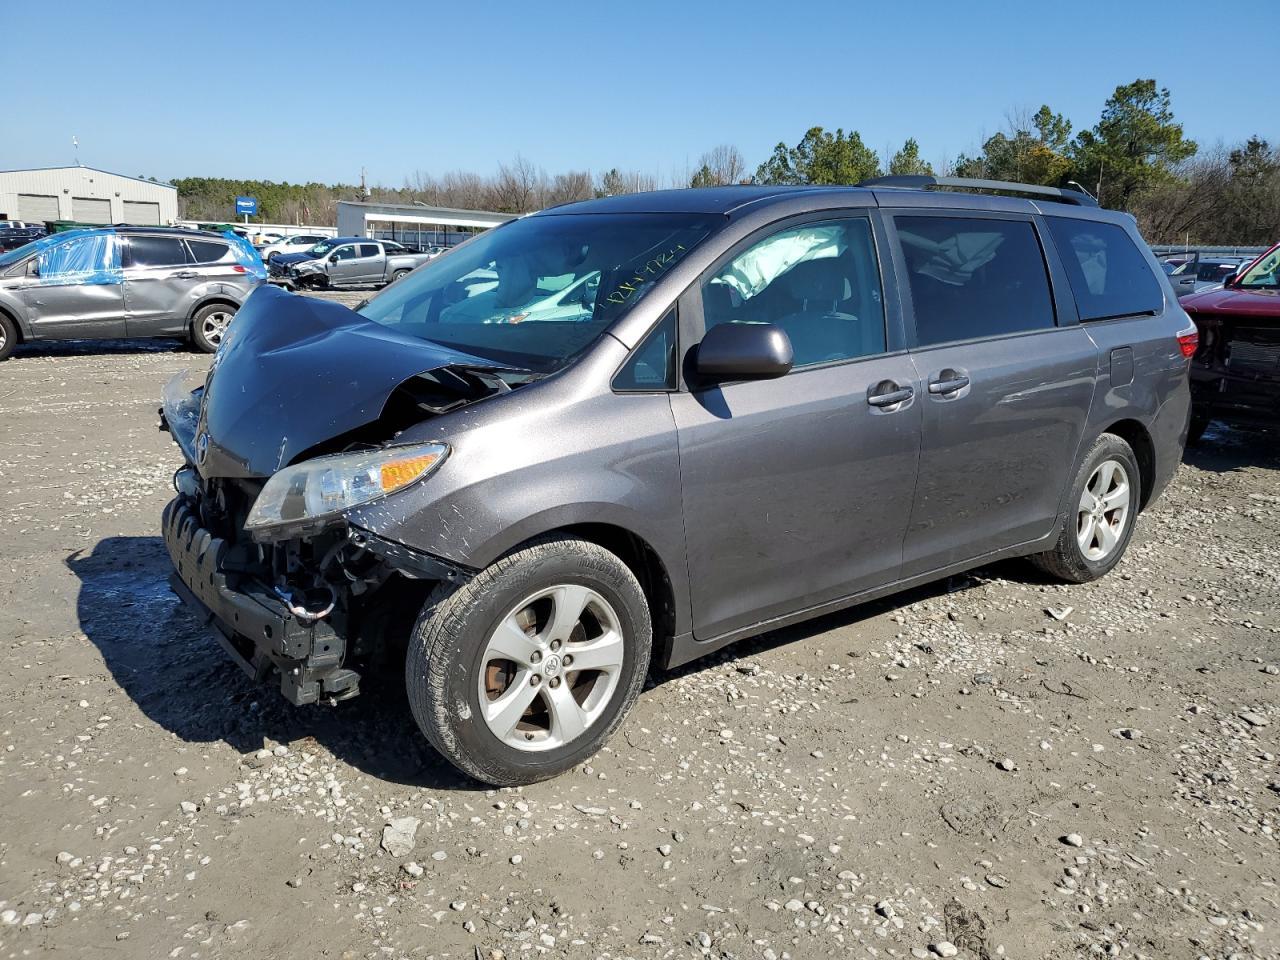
top-left (1, 303), bottom-right (1278, 960)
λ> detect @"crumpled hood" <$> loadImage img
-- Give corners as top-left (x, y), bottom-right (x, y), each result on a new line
top-left (196, 285), bottom-right (490, 478)
top-left (270, 251), bottom-right (318, 268)
top-left (1182, 285), bottom-right (1280, 319)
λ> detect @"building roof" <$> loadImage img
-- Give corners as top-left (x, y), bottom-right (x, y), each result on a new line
top-left (0, 165), bottom-right (176, 189)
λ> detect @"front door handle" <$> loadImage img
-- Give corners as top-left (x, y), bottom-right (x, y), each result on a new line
top-left (867, 383), bottom-right (914, 408)
top-left (928, 374), bottom-right (970, 395)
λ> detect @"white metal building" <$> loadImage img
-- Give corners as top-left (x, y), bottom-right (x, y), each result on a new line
top-left (0, 166), bottom-right (178, 225)
top-left (336, 201), bottom-right (514, 244)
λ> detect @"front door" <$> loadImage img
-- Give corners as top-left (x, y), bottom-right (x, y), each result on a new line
top-left (887, 212), bottom-right (1098, 576)
top-left (672, 215), bottom-right (922, 641)
top-left (122, 234), bottom-right (194, 336)
top-left (327, 244), bottom-right (361, 285)
top-left (18, 233), bottom-right (125, 339)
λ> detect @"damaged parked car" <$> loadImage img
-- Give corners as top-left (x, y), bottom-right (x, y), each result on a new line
top-left (269, 236), bottom-right (434, 289)
top-left (0, 226), bottom-right (266, 359)
top-left (1182, 240), bottom-right (1280, 441)
top-left (161, 177), bottom-right (1193, 785)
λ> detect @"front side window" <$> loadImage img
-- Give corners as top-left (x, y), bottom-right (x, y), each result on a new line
top-left (126, 236), bottom-right (188, 268)
top-left (614, 310), bottom-right (677, 391)
top-left (1044, 217), bottom-right (1162, 320)
top-left (1236, 243), bottom-right (1280, 289)
top-left (331, 245), bottom-right (357, 261)
top-left (701, 218), bottom-right (886, 367)
top-left (358, 213), bottom-right (716, 374)
top-left (36, 233), bottom-right (120, 282)
top-left (897, 216), bottom-right (1055, 347)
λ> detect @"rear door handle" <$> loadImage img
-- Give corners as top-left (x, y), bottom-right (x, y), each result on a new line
top-left (928, 375), bottom-right (970, 395)
top-left (170, 271), bottom-right (197, 279)
top-left (867, 384), bottom-right (914, 407)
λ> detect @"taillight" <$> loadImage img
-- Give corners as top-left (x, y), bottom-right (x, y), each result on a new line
top-left (1177, 327), bottom-right (1199, 359)
top-left (230, 265), bottom-right (247, 273)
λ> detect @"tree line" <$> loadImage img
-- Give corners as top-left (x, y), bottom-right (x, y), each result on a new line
top-left (171, 79), bottom-right (1280, 246)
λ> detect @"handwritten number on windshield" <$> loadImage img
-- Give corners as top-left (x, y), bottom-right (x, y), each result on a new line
top-left (604, 244), bottom-right (687, 306)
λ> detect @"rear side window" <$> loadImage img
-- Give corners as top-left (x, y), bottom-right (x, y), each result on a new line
top-left (359, 243), bottom-right (380, 258)
top-left (895, 216), bottom-right (1055, 348)
top-left (186, 239), bottom-right (228, 263)
top-left (127, 236), bottom-right (188, 267)
top-left (1045, 218), bottom-right (1162, 321)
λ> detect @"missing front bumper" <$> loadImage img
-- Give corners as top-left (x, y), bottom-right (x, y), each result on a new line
top-left (162, 497), bottom-right (359, 705)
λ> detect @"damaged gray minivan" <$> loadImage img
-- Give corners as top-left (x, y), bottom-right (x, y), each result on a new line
top-left (161, 177), bottom-right (1194, 785)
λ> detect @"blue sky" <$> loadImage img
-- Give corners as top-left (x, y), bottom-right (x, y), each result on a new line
top-left (2, 0), bottom-right (1272, 187)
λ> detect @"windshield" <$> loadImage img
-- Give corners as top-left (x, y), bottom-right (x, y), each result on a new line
top-left (357, 212), bottom-right (717, 373)
top-left (1236, 244), bottom-right (1280, 289)
top-left (0, 241), bottom-right (38, 269)
top-left (308, 239), bottom-right (341, 256)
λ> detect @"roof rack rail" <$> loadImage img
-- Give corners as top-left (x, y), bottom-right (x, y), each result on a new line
top-left (858, 175), bottom-right (1099, 208)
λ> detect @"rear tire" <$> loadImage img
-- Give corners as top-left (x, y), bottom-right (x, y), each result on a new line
top-left (390, 269), bottom-right (410, 284)
top-left (191, 303), bottom-right (237, 353)
top-left (1030, 433), bottom-right (1140, 584)
top-left (0, 312), bottom-right (17, 361)
top-left (406, 536), bottom-right (652, 786)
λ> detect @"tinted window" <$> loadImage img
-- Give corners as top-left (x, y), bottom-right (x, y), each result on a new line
top-left (1045, 218), bottom-right (1162, 320)
top-left (896, 216), bottom-right (1055, 347)
top-left (701, 218), bottom-right (885, 368)
top-left (614, 309), bottom-right (677, 391)
top-left (359, 243), bottom-right (380, 258)
top-left (127, 236), bottom-right (188, 267)
top-left (186, 239), bottom-right (228, 263)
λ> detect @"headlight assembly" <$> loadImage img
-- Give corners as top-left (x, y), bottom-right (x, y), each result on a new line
top-left (244, 442), bottom-right (448, 533)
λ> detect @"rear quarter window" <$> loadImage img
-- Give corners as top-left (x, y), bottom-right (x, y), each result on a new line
top-left (1045, 218), bottom-right (1163, 321)
top-left (186, 239), bottom-right (229, 263)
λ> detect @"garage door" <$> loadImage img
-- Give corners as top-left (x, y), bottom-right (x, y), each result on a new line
top-left (122, 200), bottom-right (161, 225)
top-left (72, 197), bottom-right (112, 223)
top-left (17, 194), bottom-right (59, 222)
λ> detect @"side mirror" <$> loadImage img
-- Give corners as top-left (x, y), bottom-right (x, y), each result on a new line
top-left (695, 322), bottom-right (793, 380)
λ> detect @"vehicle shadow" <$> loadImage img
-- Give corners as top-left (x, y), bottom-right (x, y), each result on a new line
top-left (14, 338), bottom-right (189, 359)
top-left (66, 535), bottom-right (475, 790)
top-left (1183, 421), bottom-right (1279, 473)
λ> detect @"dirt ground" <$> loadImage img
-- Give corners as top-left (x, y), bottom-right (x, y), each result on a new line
top-left (1, 312), bottom-right (1278, 960)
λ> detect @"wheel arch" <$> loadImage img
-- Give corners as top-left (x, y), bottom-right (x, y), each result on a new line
top-left (504, 521), bottom-right (679, 665)
top-left (0, 302), bottom-right (24, 343)
top-left (1099, 417), bottom-right (1156, 509)
top-left (188, 295), bottom-right (242, 323)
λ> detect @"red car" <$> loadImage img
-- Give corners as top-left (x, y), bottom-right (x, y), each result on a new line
top-left (1181, 241), bottom-right (1280, 442)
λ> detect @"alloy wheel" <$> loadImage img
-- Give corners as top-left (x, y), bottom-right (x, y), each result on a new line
top-left (201, 311), bottom-right (234, 346)
top-left (477, 584), bottom-right (625, 752)
top-left (1077, 459), bottom-right (1131, 561)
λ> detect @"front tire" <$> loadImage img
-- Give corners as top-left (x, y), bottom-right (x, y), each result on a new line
top-left (191, 303), bottom-right (236, 353)
top-left (1030, 433), bottom-right (1140, 583)
top-left (0, 312), bottom-right (17, 361)
top-left (407, 536), bottom-right (651, 786)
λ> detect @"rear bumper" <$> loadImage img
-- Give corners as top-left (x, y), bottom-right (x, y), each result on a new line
top-left (162, 497), bottom-right (358, 705)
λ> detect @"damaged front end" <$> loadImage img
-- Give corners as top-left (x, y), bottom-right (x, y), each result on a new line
top-left (158, 286), bottom-right (514, 706)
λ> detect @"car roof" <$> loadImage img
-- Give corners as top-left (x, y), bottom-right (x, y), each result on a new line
top-left (535, 184), bottom-right (1112, 220)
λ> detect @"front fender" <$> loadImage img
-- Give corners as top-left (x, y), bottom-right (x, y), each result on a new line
top-left (0, 290), bottom-right (32, 339)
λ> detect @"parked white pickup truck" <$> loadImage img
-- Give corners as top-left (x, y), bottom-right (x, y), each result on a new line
top-left (268, 237), bottom-right (434, 289)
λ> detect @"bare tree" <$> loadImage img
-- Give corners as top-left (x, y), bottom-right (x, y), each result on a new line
top-left (697, 144), bottom-right (746, 185)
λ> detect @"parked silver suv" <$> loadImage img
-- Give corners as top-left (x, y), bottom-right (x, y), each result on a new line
top-left (160, 177), bottom-right (1195, 785)
top-left (0, 227), bottom-right (266, 359)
